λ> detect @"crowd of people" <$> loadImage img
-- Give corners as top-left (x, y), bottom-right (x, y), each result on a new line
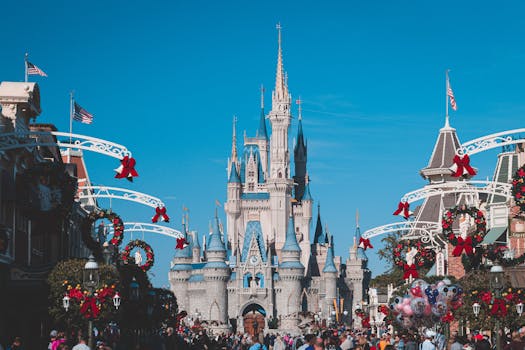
top-left (3, 324), bottom-right (525, 350)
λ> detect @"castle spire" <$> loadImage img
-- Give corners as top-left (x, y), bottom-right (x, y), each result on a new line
top-left (231, 115), bottom-right (238, 161)
top-left (274, 23), bottom-right (288, 101)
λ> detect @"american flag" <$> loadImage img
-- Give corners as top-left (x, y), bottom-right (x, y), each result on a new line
top-left (447, 78), bottom-right (457, 111)
top-left (73, 102), bottom-right (93, 124)
top-left (26, 61), bottom-right (47, 77)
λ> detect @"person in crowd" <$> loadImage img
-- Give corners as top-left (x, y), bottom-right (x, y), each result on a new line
top-left (420, 332), bottom-right (435, 350)
top-left (72, 335), bottom-right (90, 350)
top-left (49, 331), bottom-right (58, 350)
top-left (314, 337), bottom-right (325, 350)
top-left (474, 334), bottom-right (490, 350)
top-left (273, 335), bottom-right (286, 350)
top-left (506, 330), bottom-right (525, 350)
top-left (339, 333), bottom-right (352, 350)
top-left (6, 337), bottom-right (22, 350)
top-left (249, 335), bottom-right (268, 350)
top-left (451, 335), bottom-right (463, 350)
top-left (51, 332), bottom-right (67, 350)
top-left (378, 334), bottom-right (390, 350)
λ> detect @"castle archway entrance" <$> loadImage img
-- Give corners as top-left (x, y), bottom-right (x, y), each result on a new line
top-left (242, 303), bottom-right (266, 337)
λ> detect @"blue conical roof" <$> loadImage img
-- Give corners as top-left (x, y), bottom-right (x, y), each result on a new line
top-left (207, 216), bottom-right (226, 252)
top-left (302, 182), bottom-right (312, 201)
top-left (323, 241), bottom-right (337, 273)
top-left (355, 226), bottom-right (368, 261)
top-left (256, 108), bottom-right (268, 140)
top-left (174, 241), bottom-right (192, 258)
top-left (282, 217), bottom-right (301, 252)
top-left (313, 206), bottom-right (326, 244)
top-left (228, 162), bottom-right (241, 183)
top-left (192, 231), bottom-right (200, 249)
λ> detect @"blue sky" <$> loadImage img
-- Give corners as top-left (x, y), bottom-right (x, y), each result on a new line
top-left (2, 0), bottom-right (525, 287)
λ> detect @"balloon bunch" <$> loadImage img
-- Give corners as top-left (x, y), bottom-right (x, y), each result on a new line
top-left (389, 278), bottom-right (463, 329)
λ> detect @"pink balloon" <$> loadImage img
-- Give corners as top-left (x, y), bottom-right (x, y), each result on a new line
top-left (424, 303), bottom-right (432, 316)
top-left (403, 298), bottom-right (411, 305)
top-left (403, 304), bottom-right (414, 316)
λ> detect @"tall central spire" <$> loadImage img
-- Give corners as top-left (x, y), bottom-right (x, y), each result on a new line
top-left (274, 23), bottom-right (288, 101)
top-left (231, 115), bottom-right (238, 161)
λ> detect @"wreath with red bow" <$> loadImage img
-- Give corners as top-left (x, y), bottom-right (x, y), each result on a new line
top-left (121, 239), bottom-right (155, 272)
top-left (512, 165), bottom-right (525, 212)
top-left (393, 240), bottom-right (436, 279)
top-left (88, 210), bottom-right (124, 247)
top-left (469, 287), bottom-right (525, 318)
top-left (64, 282), bottom-right (118, 319)
top-left (442, 205), bottom-right (487, 256)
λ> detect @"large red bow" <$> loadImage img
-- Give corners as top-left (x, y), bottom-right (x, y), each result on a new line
top-left (176, 237), bottom-right (189, 250)
top-left (403, 263), bottom-right (419, 279)
top-left (451, 154), bottom-right (477, 177)
top-left (359, 237), bottom-right (373, 250)
top-left (114, 156), bottom-right (139, 182)
top-left (80, 296), bottom-right (100, 319)
top-left (452, 236), bottom-right (474, 256)
top-left (152, 207), bottom-right (170, 223)
top-left (490, 298), bottom-right (507, 317)
top-left (393, 201), bottom-right (411, 220)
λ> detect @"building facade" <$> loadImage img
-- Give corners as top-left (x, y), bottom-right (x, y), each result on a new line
top-left (169, 29), bottom-right (370, 334)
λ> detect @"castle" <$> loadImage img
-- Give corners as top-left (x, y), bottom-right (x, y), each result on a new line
top-left (169, 27), bottom-right (370, 334)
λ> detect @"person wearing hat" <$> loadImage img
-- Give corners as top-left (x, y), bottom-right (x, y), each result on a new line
top-left (473, 334), bottom-right (490, 350)
top-left (48, 331), bottom-right (58, 350)
top-left (421, 331), bottom-right (435, 350)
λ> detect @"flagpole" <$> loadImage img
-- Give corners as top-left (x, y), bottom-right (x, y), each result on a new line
top-left (68, 91), bottom-right (74, 162)
top-left (24, 53), bottom-right (28, 82)
top-left (445, 70), bottom-right (449, 127)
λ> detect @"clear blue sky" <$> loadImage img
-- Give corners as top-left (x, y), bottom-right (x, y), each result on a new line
top-left (2, 0), bottom-right (525, 287)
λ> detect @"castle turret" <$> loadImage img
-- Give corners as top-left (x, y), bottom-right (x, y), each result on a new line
top-left (277, 217), bottom-right (304, 332)
top-left (191, 231), bottom-right (201, 263)
top-left (293, 105), bottom-right (307, 201)
top-left (169, 231), bottom-right (193, 313)
top-left (203, 213), bottom-right (230, 329)
top-left (226, 117), bottom-right (243, 254)
top-left (322, 239), bottom-right (337, 320)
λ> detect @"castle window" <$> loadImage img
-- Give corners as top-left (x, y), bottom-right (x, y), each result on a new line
top-left (255, 272), bottom-right (265, 288)
top-left (248, 171), bottom-right (255, 178)
top-left (243, 273), bottom-right (253, 288)
top-left (248, 183), bottom-right (254, 191)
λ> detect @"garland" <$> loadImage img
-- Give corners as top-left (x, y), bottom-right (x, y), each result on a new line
top-left (442, 205), bottom-right (487, 256)
top-left (121, 239), bottom-right (155, 272)
top-left (63, 281), bottom-right (118, 319)
top-left (469, 287), bottom-right (525, 318)
top-left (512, 166), bottom-right (525, 212)
top-left (88, 209), bottom-right (124, 247)
top-left (393, 240), bottom-right (435, 279)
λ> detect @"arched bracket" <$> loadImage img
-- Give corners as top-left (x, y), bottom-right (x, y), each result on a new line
top-left (362, 221), bottom-right (443, 249)
top-left (78, 185), bottom-right (164, 209)
top-left (458, 128), bottom-right (525, 156)
top-left (107, 222), bottom-right (184, 240)
top-left (0, 131), bottom-right (132, 159)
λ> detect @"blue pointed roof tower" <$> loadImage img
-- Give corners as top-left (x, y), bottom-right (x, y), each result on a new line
top-left (207, 211), bottom-right (226, 252)
top-left (293, 98), bottom-right (308, 201)
top-left (282, 216), bottom-right (301, 252)
top-left (255, 86), bottom-right (269, 140)
top-left (322, 239), bottom-right (337, 273)
top-left (228, 162), bottom-right (241, 183)
top-left (313, 204), bottom-right (326, 244)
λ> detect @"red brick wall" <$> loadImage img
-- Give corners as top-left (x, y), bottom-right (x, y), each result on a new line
top-left (446, 243), bottom-right (465, 279)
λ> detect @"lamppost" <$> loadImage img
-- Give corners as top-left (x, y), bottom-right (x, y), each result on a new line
top-left (331, 310), bottom-right (337, 327)
top-left (83, 254), bottom-right (99, 350)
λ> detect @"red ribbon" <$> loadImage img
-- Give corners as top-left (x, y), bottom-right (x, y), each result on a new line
top-left (115, 156), bottom-right (139, 182)
top-left (403, 263), bottom-right (419, 279)
top-left (80, 296), bottom-right (100, 319)
top-left (393, 201), bottom-right (411, 219)
top-left (359, 237), bottom-right (373, 250)
top-left (152, 207), bottom-right (170, 223)
top-left (176, 237), bottom-right (189, 250)
top-left (490, 298), bottom-right (507, 317)
top-left (452, 236), bottom-right (474, 256)
top-left (451, 154), bottom-right (477, 177)
top-left (362, 316), bottom-right (370, 328)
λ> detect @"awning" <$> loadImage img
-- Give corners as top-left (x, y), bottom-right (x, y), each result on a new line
top-left (483, 226), bottom-right (507, 244)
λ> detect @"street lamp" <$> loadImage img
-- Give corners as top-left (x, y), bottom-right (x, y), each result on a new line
top-left (62, 295), bottom-right (70, 312)
top-left (490, 265), bottom-right (504, 350)
top-left (113, 292), bottom-right (121, 310)
top-left (102, 243), bottom-right (113, 265)
top-left (472, 302), bottom-right (481, 317)
top-left (83, 255), bottom-right (99, 350)
top-left (516, 302), bottom-right (524, 316)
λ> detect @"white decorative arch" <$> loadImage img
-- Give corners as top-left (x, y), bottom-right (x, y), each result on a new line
top-left (0, 131), bottom-right (132, 159)
top-left (400, 180), bottom-right (512, 204)
top-left (78, 185), bottom-right (164, 209)
top-left (106, 222), bottom-right (183, 239)
top-left (361, 221), bottom-right (443, 248)
top-left (459, 128), bottom-right (525, 156)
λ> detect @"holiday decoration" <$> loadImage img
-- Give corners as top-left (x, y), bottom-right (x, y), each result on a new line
top-left (358, 237), bottom-right (373, 250)
top-left (121, 239), bottom-right (155, 272)
top-left (468, 287), bottom-right (525, 319)
top-left (176, 237), bottom-right (189, 250)
top-left (393, 241), bottom-right (435, 279)
top-left (393, 201), bottom-right (412, 219)
top-left (88, 210), bottom-right (125, 247)
top-left (388, 278), bottom-right (463, 329)
top-left (114, 155), bottom-right (139, 182)
top-left (442, 205), bottom-right (487, 256)
top-left (64, 282), bottom-right (118, 319)
top-left (450, 154), bottom-right (477, 177)
top-left (512, 165), bottom-right (525, 212)
top-left (152, 206), bottom-right (170, 223)
top-left (354, 308), bottom-right (371, 328)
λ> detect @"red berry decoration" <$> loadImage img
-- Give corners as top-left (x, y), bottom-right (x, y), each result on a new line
top-left (512, 165), bottom-right (525, 212)
top-left (121, 239), bottom-right (155, 272)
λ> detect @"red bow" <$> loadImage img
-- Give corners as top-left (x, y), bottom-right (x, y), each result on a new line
top-left (80, 296), bottom-right (100, 319)
top-left (480, 291), bottom-right (493, 304)
top-left (490, 298), bottom-right (507, 317)
top-left (362, 316), bottom-right (370, 328)
top-left (403, 263), bottom-right (419, 279)
top-left (441, 311), bottom-right (454, 323)
top-left (451, 154), bottom-right (477, 177)
top-left (359, 237), bottom-right (373, 250)
top-left (452, 236), bottom-right (474, 256)
top-left (114, 156), bottom-right (139, 182)
top-left (393, 201), bottom-right (411, 219)
top-left (152, 207), bottom-right (170, 223)
top-left (176, 237), bottom-right (189, 250)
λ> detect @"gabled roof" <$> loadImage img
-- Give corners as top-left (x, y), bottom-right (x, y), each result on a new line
top-left (241, 221), bottom-right (267, 262)
top-left (282, 217), bottom-right (301, 252)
